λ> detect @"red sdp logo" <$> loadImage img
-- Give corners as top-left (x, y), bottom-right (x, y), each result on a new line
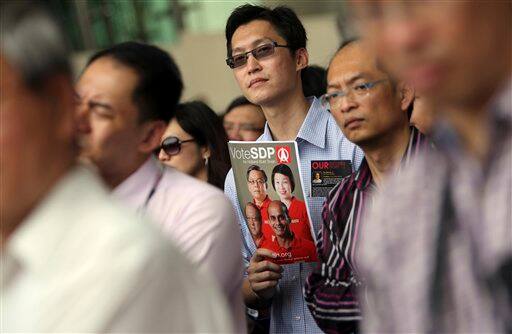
top-left (275, 146), bottom-right (292, 164)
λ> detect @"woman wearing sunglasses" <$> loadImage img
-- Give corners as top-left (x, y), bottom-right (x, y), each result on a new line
top-left (158, 101), bottom-right (231, 190)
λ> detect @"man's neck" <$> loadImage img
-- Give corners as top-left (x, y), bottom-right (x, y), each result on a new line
top-left (1, 157), bottom-right (75, 245)
top-left (442, 72), bottom-right (511, 163)
top-left (255, 233), bottom-right (263, 243)
top-left (445, 106), bottom-right (490, 162)
top-left (363, 124), bottom-right (411, 187)
top-left (281, 197), bottom-right (292, 208)
top-left (262, 89), bottom-right (309, 141)
top-left (276, 232), bottom-right (294, 248)
top-left (101, 154), bottom-right (149, 189)
top-left (254, 195), bottom-right (267, 207)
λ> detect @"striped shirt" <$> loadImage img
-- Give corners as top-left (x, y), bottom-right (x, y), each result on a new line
top-left (224, 97), bottom-right (363, 333)
top-left (304, 127), bottom-right (429, 334)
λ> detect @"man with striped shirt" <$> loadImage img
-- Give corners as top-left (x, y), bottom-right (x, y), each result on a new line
top-left (304, 40), bottom-right (430, 333)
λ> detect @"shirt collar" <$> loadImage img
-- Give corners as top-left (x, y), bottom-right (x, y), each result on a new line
top-left (259, 97), bottom-right (330, 149)
top-left (112, 156), bottom-right (162, 208)
top-left (6, 167), bottom-right (104, 273)
top-left (296, 97), bottom-right (330, 148)
top-left (354, 158), bottom-right (373, 191)
top-left (356, 127), bottom-right (429, 190)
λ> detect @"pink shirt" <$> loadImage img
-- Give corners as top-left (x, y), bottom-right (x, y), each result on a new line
top-left (112, 158), bottom-right (246, 333)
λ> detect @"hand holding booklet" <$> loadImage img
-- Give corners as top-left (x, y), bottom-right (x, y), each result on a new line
top-left (229, 141), bottom-right (318, 265)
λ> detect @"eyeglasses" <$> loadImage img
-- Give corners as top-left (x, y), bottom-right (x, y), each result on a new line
top-left (320, 79), bottom-right (388, 110)
top-left (160, 136), bottom-right (195, 156)
top-left (226, 42), bottom-right (290, 69)
top-left (247, 178), bottom-right (265, 186)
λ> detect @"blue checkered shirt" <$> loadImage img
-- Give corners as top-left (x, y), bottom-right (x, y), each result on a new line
top-left (224, 97), bottom-right (363, 333)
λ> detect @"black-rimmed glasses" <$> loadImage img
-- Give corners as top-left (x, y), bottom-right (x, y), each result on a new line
top-left (226, 42), bottom-right (290, 69)
top-left (160, 136), bottom-right (195, 156)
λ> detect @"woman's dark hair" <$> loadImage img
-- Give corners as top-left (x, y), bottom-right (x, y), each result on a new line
top-left (174, 101), bottom-right (231, 190)
top-left (225, 4), bottom-right (307, 58)
top-left (271, 164), bottom-right (295, 192)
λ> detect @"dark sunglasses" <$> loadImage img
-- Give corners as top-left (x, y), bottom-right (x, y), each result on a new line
top-left (226, 41), bottom-right (290, 69)
top-left (160, 136), bottom-right (195, 156)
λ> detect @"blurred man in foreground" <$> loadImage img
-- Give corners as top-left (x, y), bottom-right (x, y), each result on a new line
top-left (351, 1), bottom-right (511, 332)
top-left (0, 2), bottom-right (231, 332)
top-left (76, 42), bottom-right (245, 333)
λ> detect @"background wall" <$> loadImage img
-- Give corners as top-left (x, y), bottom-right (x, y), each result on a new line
top-left (72, 12), bottom-right (343, 113)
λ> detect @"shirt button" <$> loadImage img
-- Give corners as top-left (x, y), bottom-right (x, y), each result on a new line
top-left (294, 316), bottom-right (301, 320)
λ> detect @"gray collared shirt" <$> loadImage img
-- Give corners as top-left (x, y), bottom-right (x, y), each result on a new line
top-left (358, 81), bottom-right (512, 333)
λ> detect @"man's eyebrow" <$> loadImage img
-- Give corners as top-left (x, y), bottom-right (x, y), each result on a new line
top-left (327, 73), bottom-right (368, 90)
top-left (345, 73), bottom-right (367, 85)
top-left (232, 38), bottom-right (272, 53)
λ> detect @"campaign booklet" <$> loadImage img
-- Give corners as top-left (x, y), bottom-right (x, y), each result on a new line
top-left (229, 141), bottom-right (318, 265)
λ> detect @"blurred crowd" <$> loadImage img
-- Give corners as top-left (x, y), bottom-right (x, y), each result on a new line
top-left (1, 1), bottom-right (510, 333)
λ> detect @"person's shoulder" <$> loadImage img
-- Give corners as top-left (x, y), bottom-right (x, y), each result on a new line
top-left (359, 150), bottom-right (445, 260)
top-left (298, 235), bottom-right (316, 249)
top-left (160, 167), bottom-right (226, 199)
top-left (292, 197), bottom-right (307, 209)
top-left (64, 171), bottom-right (182, 273)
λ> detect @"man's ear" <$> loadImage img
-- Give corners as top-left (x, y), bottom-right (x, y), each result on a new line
top-left (138, 120), bottom-right (167, 154)
top-left (295, 48), bottom-right (309, 71)
top-left (398, 82), bottom-right (415, 113)
top-left (44, 74), bottom-right (76, 141)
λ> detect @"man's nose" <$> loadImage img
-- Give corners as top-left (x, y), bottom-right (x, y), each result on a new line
top-left (246, 53), bottom-right (262, 75)
top-left (228, 127), bottom-right (242, 141)
top-left (75, 101), bottom-right (91, 134)
top-left (378, 15), bottom-right (428, 58)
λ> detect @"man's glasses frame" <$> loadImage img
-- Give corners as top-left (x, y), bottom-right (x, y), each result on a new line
top-left (320, 79), bottom-right (389, 110)
top-left (247, 178), bottom-right (266, 186)
top-left (160, 136), bottom-right (195, 156)
top-left (226, 41), bottom-right (290, 69)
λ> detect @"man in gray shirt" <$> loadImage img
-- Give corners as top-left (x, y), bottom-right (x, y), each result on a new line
top-left (351, 1), bottom-right (511, 332)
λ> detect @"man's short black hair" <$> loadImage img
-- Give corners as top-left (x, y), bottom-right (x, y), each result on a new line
top-left (247, 165), bottom-right (268, 183)
top-left (87, 41), bottom-right (183, 123)
top-left (225, 4), bottom-right (307, 58)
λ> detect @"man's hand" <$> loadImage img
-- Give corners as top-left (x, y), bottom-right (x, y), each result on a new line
top-left (247, 248), bottom-right (283, 300)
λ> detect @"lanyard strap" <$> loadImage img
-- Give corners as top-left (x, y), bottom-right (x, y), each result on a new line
top-left (428, 177), bottom-right (455, 333)
top-left (140, 169), bottom-right (163, 212)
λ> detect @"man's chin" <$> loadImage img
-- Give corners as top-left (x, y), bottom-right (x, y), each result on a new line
top-left (77, 155), bottom-right (98, 171)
